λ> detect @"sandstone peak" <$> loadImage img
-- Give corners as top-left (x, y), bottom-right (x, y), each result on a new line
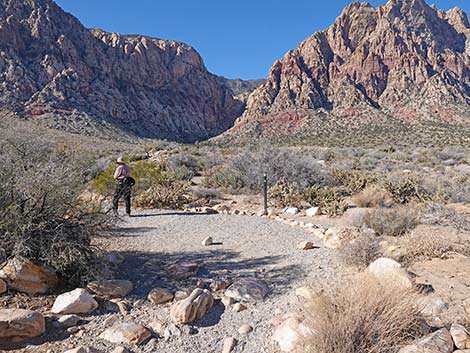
top-left (226, 0), bottom-right (470, 145)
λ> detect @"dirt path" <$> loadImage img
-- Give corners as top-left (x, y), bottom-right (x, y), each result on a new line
top-left (93, 210), bottom-right (338, 353)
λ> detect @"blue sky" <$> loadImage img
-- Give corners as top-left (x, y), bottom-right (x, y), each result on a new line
top-left (55, 0), bottom-right (470, 80)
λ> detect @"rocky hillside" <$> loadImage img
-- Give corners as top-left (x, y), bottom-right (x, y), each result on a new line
top-left (0, 0), bottom-right (243, 142)
top-left (226, 0), bottom-right (470, 145)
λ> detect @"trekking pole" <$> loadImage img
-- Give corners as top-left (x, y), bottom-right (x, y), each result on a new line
top-left (263, 173), bottom-right (268, 216)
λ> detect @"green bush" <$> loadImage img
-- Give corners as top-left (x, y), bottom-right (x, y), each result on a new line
top-left (0, 127), bottom-right (109, 287)
top-left (382, 174), bottom-right (429, 204)
top-left (203, 166), bottom-right (244, 192)
top-left (268, 179), bottom-right (302, 207)
top-left (363, 206), bottom-right (420, 237)
top-left (304, 186), bottom-right (348, 216)
top-left (331, 169), bottom-right (376, 195)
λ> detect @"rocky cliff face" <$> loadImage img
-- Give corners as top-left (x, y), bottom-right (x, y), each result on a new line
top-left (0, 0), bottom-right (243, 142)
top-left (230, 0), bottom-right (470, 144)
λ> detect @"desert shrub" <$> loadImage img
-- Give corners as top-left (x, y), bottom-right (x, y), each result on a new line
top-left (0, 127), bottom-right (109, 286)
top-left (133, 179), bottom-right (191, 209)
top-left (229, 143), bottom-right (325, 192)
top-left (420, 203), bottom-right (470, 232)
top-left (437, 145), bottom-right (466, 163)
top-left (193, 188), bottom-right (221, 200)
top-left (304, 186), bottom-right (348, 216)
top-left (338, 234), bottom-right (382, 268)
top-left (399, 229), bottom-right (470, 265)
top-left (331, 169), bottom-right (376, 195)
top-left (203, 166), bottom-right (244, 192)
top-left (381, 173), bottom-right (429, 204)
top-left (363, 206), bottom-right (420, 237)
top-left (302, 274), bottom-right (423, 353)
top-left (268, 179), bottom-right (302, 207)
top-left (169, 153), bottom-right (200, 180)
top-left (352, 186), bottom-right (394, 208)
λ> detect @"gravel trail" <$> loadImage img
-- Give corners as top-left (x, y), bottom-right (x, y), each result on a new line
top-left (9, 210), bottom-right (338, 353)
top-left (97, 210), bottom-right (338, 353)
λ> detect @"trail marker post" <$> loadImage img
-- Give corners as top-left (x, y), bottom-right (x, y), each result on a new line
top-left (263, 173), bottom-right (268, 215)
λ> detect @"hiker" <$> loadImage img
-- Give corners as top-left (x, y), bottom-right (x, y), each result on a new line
top-left (112, 157), bottom-right (134, 216)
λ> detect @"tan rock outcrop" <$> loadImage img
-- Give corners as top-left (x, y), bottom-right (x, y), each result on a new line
top-left (0, 258), bottom-right (58, 295)
top-left (0, 309), bottom-right (45, 345)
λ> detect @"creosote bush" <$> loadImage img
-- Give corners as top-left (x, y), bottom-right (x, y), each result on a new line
top-left (338, 234), bottom-right (382, 268)
top-left (301, 274), bottom-right (424, 353)
top-left (0, 127), bottom-right (109, 287)
top-left (363, 206), bottom-right (420, 237)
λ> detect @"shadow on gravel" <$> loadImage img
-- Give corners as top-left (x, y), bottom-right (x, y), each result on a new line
top-left (130, 212), bottom-right (216, 218)
top-left (115, 249), bottom-right (306, 299)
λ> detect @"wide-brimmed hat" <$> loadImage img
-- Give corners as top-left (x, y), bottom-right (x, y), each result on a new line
top-left (116, 156), bottom-right (125, 164)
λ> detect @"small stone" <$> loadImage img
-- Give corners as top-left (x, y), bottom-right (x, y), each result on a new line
top-left (51, 288), bottom-right (98, 315)
top-left (166, 262), bottom-right (199, 280)
top-left (210, 278), bottom-right (231, 292)
top-left (147, 288), bottom-right (174, 304)
top-left (57, 314), bottom-right (82, 328)
top-left (111, 347), bottom-right (130, 353)
top-left (298, 241), bottom-right (315, 250)
top-left (67, 327), bottom-right (81, 335)
top-left (87, 280), bottom-right (133, 299)
top-left (116, 301), bottom-right (130, 315)
top-left (232, 303), bottom-right (247, 312)
top-left (170, 288), bottom-right (214, 324)
top-left (222, 337), bottom-right (237, 353)
top-left (225, 278), bottom-right (269, 302)
top-left (149, 320), bottom-right (164, 335)
top-left (64, 347), bottom-right (102, 353)
top-left (312, 229), bottom-right (325, 239)
top-left (221, 296), bottom-right (235, 307)
top-left (238, 324), bottom-right (253, 335)
top-left (100, 322), bottom-right (151, 345)
top-left (0, 279), bottom-right (6, 294)
top-left (174, 290), bottom-right (190, 301)
top-left (283, 207), bottom-right (299, 215)
top-left (305, 207), bottom-right (321, 217)
top-left (295, 287), bottom-right (314, 300)
top-left (399, 328), bottom-right (453, 353)
top-left (164, 323), bottom-right (181, 339)
top-left (451, 323), bottom-right (470, 349)
top-left (202, 236), bottom-right (213, 246)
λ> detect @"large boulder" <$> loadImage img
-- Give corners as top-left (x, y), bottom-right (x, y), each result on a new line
top-left (170, 288), bottom-right (214, 324)
top-left (225, 278), bottom-right (269, 302)
top-left (0, 309), bottom-right (45, 345)
top-left (51, 288), bottom-right (98, 315)
top-left (87, 280), bottom-right (133, 299)
top-left (368, 258), bottom-right (413, 290)
top-left (0, 258), bottom-right (58, 294)
top-left (100, 322), bottom-right (151, 345)
top-left (399, 328), bottom-right (454, 353)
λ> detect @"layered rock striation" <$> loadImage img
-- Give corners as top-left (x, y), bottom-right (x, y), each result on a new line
top-left (0, 0), bottom-right (243, 141)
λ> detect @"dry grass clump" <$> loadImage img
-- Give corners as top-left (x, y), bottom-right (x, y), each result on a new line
top-left (338, 234), bottom-right (382, 268)
top-left (352, 186), bottom-right (394, 208)
top-left (421, 203), bottom-right (470, 232)
top-left (301, 274), bottom-right (424, 353)
top-left (399, 228), bottom-right (470, 265)
top-left (363, 206), bottom-right (420, 237)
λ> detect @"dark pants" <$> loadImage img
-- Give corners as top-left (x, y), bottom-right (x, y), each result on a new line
top-left (112, 181), bottom-right (131, 215)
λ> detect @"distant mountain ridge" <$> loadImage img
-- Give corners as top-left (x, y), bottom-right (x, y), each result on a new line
top-left (224, 0), bottom-right (470, 145)
top-left (0, 0), bottom-right (245, 142)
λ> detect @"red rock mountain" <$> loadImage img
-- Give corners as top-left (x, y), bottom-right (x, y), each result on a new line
top-left (228, 0), bottom-right (470, 145)
top-left (0, 0), bottom-right (243, 142)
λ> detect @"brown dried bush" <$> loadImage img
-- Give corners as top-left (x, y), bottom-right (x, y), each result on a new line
top-left (338, 234), bottom-right (382, 268)
top-left (399, 229), bottom-right (470, 265)
top-left (352, 186), bottom-right (394, 208)
top-left (301, 274), bottom-right (424, 353)
top-left (363, 206), bottom-right (420, 237)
